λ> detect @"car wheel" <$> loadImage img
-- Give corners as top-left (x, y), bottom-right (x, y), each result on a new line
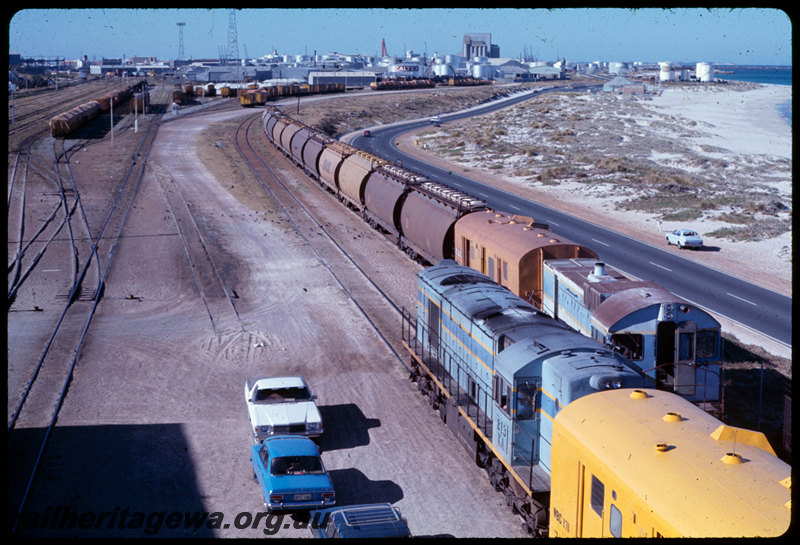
top-left (666, 237), bottom-right (671, 245)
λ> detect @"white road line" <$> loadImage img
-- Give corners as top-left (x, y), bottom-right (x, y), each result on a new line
top-left (648, 261), bottom-right (672, 272)
top-left (590, 238), bottom-right (609, 247)
top-left (727, 292), bottom-right (758, 306)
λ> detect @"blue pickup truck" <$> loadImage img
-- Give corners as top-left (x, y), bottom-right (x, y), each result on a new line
top-left (309, 503), bottom-right (412, 538)
top-left (251, 435), bottom-right (335, 512)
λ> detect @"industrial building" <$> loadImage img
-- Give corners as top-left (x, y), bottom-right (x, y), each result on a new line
top-left (461, 33), bottom-right (500, 58)
top-left (308, 71), bottom-right (377, 88)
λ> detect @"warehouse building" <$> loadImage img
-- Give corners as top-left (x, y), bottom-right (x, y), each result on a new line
top-left (308, 71), bottom-right (377, 88)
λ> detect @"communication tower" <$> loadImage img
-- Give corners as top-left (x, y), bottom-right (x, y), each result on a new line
top-left (226, 9), bottom-right (240, 65)
top-left (177, 22), bottom-right (185, 60)
top-left (381, 38), bottom-right (388, 57)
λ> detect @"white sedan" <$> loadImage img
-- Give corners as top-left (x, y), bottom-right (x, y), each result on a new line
top-left (665, 229), bottom-right (703, 249)
top-left (245, 376), bottom-right (323, 443)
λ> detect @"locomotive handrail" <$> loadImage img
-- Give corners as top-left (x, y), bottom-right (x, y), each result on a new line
top-left (400, 307), bottom-right (539, 497)
top-left (639, 361), bottom-right (723, 416)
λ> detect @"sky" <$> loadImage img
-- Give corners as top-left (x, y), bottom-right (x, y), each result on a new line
top-left (7, 8), bottom-right (793, 66)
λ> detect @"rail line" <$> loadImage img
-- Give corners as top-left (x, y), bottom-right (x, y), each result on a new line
top-left (233, 112), bottom-right (408, 368)
top-left (153, 162), bottom-right (244, 337)
top-left (9, 108), bottom-right (164, 533)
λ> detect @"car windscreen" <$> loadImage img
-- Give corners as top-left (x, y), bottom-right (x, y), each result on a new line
top-left (255, 386), bottom-right (311, 403)
top-left (271, 455), bottom-right (324, 475)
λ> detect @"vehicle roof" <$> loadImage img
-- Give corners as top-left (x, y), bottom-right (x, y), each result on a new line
top-left (313, 503), bottom-right (411, 538)
top-left (247, 376), bottom-right (307, 392)
top-left (262, 435), bottom-right (320, 456)
top-left (456, 210), bottom-right (595, 261)
top-left (591, 286), bottom-right (720, 332)
top-left (554, 389), bottom-right (791, 537)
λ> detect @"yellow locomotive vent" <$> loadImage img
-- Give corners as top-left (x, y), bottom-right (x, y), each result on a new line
top-left (662, 412), bottom-right (683, 422)
top-left (629, 389), bottom-right (649, 399)
top-left (721, 452), bottom-right (744, 464)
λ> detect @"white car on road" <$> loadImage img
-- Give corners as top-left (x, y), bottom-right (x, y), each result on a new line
top-left (245, 376), bottom-right (323, 443)
top-left (665, 229), bottom-right (704, 249)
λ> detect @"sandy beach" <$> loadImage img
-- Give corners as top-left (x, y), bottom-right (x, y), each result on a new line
top-left (400, 81), bottom-right (792, 356)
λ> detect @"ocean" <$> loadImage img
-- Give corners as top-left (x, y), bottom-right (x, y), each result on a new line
top-left (714, 65), bottom-right (792, 86)
top-left (716, 65), bottom-right (792, 125)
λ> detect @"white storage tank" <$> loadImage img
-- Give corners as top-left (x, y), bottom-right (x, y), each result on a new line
top-left (658, 61), bottom-right (674, 82)
top-left (433, 58), bottom-right (455, 77)
top-left (608, 61), bottom-right (626, 75)
top-left (696, 62), bottom-right (714, 82)
top-left (472, 62), bottom-right (492, 80)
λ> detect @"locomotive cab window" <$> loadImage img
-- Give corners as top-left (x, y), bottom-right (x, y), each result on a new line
top-left (609, 333), bottom-right (643, 361)
top-left (696, 330), bottom-right (718, 359)
top-left (493, 375), bottom-right (511, 414)
top-left (515, 382), bottom-right (537, 420)
top-left (678, 331), bottom-right (695, 360)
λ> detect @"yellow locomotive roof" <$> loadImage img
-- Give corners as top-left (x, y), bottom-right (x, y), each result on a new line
top-left (554, 389), bottom-right (791, 537)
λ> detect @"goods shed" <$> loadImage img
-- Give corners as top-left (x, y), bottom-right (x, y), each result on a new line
top-left (308, 71), bottom-right (376, 88)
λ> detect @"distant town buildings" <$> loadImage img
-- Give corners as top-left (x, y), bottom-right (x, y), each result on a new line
top-left (9, 32), bottom-right (719, 90)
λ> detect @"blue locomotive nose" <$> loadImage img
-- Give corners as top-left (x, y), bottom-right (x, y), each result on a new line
top-left (589, 375), bottom-right (624, 390)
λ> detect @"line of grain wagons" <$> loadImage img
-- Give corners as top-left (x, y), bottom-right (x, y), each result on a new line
top-left (49, 80), bottom-right (147, 138)
top-left (260, 106), bottom-right (725, 411)
top-left (239, 82), bottom-right (346, 107)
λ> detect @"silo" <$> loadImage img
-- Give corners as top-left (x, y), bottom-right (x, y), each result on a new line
top-left (658, 62), bottom-right (674, 82)
top-left (696, 62), bottom-right (714, 82)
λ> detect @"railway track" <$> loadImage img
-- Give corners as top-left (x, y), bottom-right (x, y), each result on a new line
top-left (8, 104), bottom-right (164, 532)
top-left (232, 113), bottom-right (409, 366)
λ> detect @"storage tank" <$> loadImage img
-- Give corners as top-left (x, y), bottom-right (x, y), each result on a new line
top-left (608, 61), bottom-right (626, 75)
top-left (433, 59), bottom-right (455, 78)
top-left (696, 62), bottom-right (714, 82)
top-left (472, 62), bottom-right (492, 80)
top-left (658, 62), bottom-right (674, 82)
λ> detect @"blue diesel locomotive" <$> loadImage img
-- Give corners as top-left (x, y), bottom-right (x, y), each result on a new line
top-left (402, 260), bottom-right (646, 533)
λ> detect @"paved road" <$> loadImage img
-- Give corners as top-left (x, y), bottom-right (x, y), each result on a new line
top-left (352, 87), bottom-right (792, 348)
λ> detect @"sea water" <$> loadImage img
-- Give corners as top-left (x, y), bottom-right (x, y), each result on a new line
top-left (716, 65), bottom-right (792, 126)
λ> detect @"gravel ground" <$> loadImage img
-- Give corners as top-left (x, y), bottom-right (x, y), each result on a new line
top-left (8, 102), bottom-right (528, 538)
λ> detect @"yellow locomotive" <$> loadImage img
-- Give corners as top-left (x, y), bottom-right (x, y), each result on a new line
top-left (549, 388), bottom-right (791, 538)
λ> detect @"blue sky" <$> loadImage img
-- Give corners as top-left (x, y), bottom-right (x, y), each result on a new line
top-left (8, 8), bottom-right (792, 66)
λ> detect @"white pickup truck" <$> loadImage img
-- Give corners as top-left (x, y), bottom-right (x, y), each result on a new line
top-left (245, 376), bottom-right (323, 443)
